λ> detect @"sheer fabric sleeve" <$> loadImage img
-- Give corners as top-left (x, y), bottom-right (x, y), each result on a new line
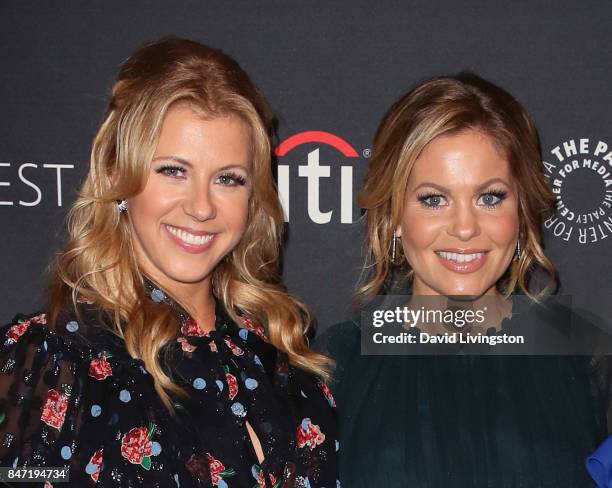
top-left (0, 313), bottom-right (201, 487)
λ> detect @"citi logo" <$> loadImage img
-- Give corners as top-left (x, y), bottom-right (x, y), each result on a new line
top-left (274, 130), bottom-right (362, 224)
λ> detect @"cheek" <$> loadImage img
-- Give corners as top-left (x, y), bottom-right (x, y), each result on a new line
top-left (481, 212), bottom-right (520, 249)
top-left (128, 180), bottom-right (178, 222)
top-left (218, 191), bottom-right (250, 233)
top-left (401, 211), bottom-right (444, 252)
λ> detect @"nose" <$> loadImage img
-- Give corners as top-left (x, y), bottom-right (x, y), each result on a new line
top-left (183, 184), bottom-right (216, 222)
top-left (446, 201), bottom-right (480, 241)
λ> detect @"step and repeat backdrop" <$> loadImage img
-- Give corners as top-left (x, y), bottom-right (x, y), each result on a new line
top-left (1, 1), bottom-right (610, 332)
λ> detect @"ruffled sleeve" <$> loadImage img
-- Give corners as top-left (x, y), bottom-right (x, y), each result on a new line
top-left (0, 312), bottom-right (208, 487)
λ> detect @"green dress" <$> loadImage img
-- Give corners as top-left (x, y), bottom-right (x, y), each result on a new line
top-left (317, 297), bottom-right (608, 487)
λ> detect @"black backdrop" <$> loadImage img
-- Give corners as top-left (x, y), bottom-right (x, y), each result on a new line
top-left (1, 1), bottom-right (610, 332)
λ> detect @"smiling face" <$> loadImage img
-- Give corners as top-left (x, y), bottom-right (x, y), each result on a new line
top-left (399, 129), bottom-right (519, 297)
top-left (127, 103), bottom-right (252, 297)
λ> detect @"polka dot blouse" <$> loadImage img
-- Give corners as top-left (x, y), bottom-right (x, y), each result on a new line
top-left (0, 286), bottom-right (338, 487)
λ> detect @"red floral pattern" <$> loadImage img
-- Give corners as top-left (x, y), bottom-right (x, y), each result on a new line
top-left (241, 317), bottom-right (268, 341)
top-left (89, 448), bottom-right (103, 482)
top-left (177, 336), bottom-right (197, 353)
top-left (226, 372), bottom-right (238, 400)
top-left (40, 389), bottom-right (69, 430)
top-left (207, 453), bottom-right (234, 485)
top-left (255, 468), bottom-right (266, 488)
top-left (269, 473), bottom-right (278, 487)
top-left (318, 381), bottom-right (336, 408)
top-left (224, 337), bottom-right (245, 356)
top-left (181, 317), bottom-right (208, 337)
top-left (296, 418), bottom-right (325, 450)
top-left (6, 314), bottom-right (46, 343)
top-left (120, 426), bottom-right (152, 464)
top-left (88, 353), bottom-right (113, 380)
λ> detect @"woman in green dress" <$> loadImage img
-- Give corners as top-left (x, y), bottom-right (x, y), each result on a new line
top-left (319, 73), bottom-right (608, 487)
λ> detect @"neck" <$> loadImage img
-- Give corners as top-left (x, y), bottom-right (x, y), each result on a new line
top-left (406, 291), bottom-right (512, 332)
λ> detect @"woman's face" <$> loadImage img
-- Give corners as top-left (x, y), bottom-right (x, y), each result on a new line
top-left (399, 129), bottom-right (519, 297)
top-left (127, 103), bottom-right (252, 294)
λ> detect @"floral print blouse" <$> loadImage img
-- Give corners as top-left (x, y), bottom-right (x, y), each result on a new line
top-left (0, 288), bottom-right (338, 487)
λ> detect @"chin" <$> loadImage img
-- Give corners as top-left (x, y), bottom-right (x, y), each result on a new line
top-left (433, 280), bottom-right (491, 298)
top-left (160, 264), bottom-right (215, 285)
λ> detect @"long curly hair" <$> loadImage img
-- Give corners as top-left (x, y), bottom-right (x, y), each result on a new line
top-left (46, 37), bottom-right (330, 409)
top-left (356, 73), bottom-right (557, 305)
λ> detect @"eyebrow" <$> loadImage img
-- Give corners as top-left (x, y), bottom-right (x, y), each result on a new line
top-left (152, 155), bottom-right (192, 167)
top-left (413, 177), bottom-right (511, 194)
top-left (152, 155), bottom-right (250, 173)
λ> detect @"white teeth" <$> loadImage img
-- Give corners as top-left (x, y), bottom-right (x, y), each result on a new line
top-left (437, 251), bottom-right (484, 263)
top-left (165, 225), bottom-right (213, 246)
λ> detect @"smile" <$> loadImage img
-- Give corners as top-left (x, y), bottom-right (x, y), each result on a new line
top-left (435, 249), bottom-right (488, 273)
top-left (164, 224), bottom-right (215, 252)
top-left (436, 251), bottom-right (485, 263)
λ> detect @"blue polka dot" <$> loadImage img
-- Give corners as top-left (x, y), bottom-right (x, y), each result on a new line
top-left (90, 404), bottom-right (102, 417)
top-left (245, 378), bottom-right (258, 390)
top-left (85, 462), bottom-right (98, 475)
top-left (65, 321), bottom-right (79, 332)
top-left (217, 480), bottom-right (228, 488)
top-left (216, 380), bottom-right (224, 391)
top-left (139, 366), bottom-right (148, 375)
top-left (119, 389), bottom-right (131, 402)
top-left (174, 473), bottom-right (180, 487)
top-left (151, 441), bottom-right (162, 456)
top-left (239, 329), bottom-right (248, 341)
top-left (231, 402), bottom-right (246, 417)
top-left (60, 446), bottom-right (72, 460)
top-left (254, 355), bottom-right (263, 367)
top-left (300, 389), bottom-right (308, 398)
top-left (42, 341), bottom-right (48, 351)
top-left (301, 418), bottom-right (310, 430)
top-left (192, 378), bottom-right (206, 390)
top-left (150, 288), bottom-right (165, 303)
top-left (335, 439), bottom-right (340, 451)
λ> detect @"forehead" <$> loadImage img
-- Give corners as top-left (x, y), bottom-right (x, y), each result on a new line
top-left (154, 103), bottom-right (252, 163)
top-left (408, 129), bottom-right (513, 187)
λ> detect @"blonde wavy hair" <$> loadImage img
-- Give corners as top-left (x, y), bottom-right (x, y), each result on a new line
top-left (356, 73), bottom-right (557, 305)
top-left (47, 37), bottom-right (330, 409)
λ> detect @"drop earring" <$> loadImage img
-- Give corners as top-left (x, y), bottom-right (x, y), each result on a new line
top-left (515, 239), bottom-right (521, 261)
top-left (392, 230), bottom-right (401, 263)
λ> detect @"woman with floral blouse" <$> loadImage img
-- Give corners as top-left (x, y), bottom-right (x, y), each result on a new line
top-left (0, 37), bottom-right (337, 488)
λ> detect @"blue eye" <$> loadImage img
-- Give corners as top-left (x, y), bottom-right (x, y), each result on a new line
top-left (417, 193), bottom-right (447, 208)
top-left (216, 172), bottom-right (247, 186)
top-left (156, 165), bottom-right (186, 178)
top-left (478, 191), bottom-right (507, 207)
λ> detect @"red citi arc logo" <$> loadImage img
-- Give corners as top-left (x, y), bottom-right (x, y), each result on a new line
top-left (274, 130), bottom-right (360, 224)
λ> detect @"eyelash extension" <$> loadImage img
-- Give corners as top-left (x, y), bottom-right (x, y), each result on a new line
top-left (416, 192), bottom-right (445, 208)
top-left (219, 171), bottom-right (247, 186)
top-left (156, 164), bottom-right (185, 177)
top-left (480, 189), bottom-right (508, 206)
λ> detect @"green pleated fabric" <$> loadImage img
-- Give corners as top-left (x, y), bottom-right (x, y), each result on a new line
top-left (317, 299), bottom-right (607, 488)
